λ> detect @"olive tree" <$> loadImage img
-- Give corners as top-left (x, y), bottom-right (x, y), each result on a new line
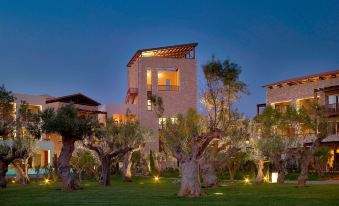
top-left (12, 101), bottom-right (40, 185)
top-left (84, 120), bottom-right (129, 186)
top-left (120, 120), bottom-right (151, 182)
top-left (200, 58), bottom-right (249, 187)
top-left (41, 104), bottom-right (94, 190)
top-left (161, 108), bottom-right (220, 197)
top-left (296, 104), bottom-right (327, 186)
top-left (0, 85), bottom-right (36, 188)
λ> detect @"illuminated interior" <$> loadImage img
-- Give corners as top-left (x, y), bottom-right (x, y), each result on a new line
top-left (157, 68), bottom-right (179, 91)
top-left (147, 69), bottom-right (152, 85)
top-left (112, 114), bottom-right (136, 124)
top-left (271, 101), bottom-right (291, 113)
top-left (27, 104), bottom-right (42, 114)
top-left (297, 97), bottom-right (318, 113)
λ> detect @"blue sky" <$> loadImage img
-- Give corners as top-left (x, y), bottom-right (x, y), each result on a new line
top-left (0, 0), bottom-right (338, 117)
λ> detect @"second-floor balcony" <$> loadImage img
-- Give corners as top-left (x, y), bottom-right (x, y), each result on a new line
top-left (158, 85), bottom-right (179, 91)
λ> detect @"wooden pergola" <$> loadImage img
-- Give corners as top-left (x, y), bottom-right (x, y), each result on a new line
top-left (127, 42), bottom-right (198, 67)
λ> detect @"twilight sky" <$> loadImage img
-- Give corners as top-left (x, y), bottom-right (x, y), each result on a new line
top-left (0, 0), bottom-right (338, 117)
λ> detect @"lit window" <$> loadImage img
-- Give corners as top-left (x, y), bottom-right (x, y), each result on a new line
top-left (159, 117), bottom-right (178, 129)
top-left (147, 99), bottom-right (152, 111)
top-left (171, 117), bottom-right (178, 123)
top-left (159, 118), bottom-right (167, 129)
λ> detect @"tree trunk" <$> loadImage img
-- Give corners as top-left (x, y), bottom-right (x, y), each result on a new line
top-left (58, 138), bottom-right (79, 190)
top-left (228, 164), bottom-right (236, 182)
top-left (273, 156), bottom-right (286, 184)
top-left (200, 155), bottom-right (217, 187)
top-left (78, 170), bottom-right (82, 183)
top-left (255, 160), bottom-right (264, 183)
top-left (277, 162), bottom-right (286, 184)
top-left (298, 139), bottom-right (320, 187)
top-left (13, 160), bottom-right (29, 185)
top-left (0, 160), bottom-right (8, 189)
top-left (178, 160), bottom-right (203, 197)
top-left (122, 151), bottom-right (133, 182)
top-left (100, 156), bottom-right (111, 186)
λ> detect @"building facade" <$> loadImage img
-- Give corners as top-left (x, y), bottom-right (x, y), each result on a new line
top-left (258, 69), bottom-right (339, 171)
top-left (11, 93), bottom-right (106, 168)
top-left (5, 43), bottom-right (198, 174)
top-left (103, 43), bottom-right (198, 152)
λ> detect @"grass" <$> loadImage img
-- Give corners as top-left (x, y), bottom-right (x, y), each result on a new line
top-left (1, 176), bottom-right (339, 206)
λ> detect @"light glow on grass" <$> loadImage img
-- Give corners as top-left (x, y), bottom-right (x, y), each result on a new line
top-left (214, 192), bottom-right (223, 195)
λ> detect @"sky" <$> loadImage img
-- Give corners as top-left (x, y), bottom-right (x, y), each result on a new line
top-left (0, 0), bottom-right (338, 117)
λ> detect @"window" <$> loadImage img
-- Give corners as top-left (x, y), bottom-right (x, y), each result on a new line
top-left (147, 69), bottom-right (152, 91)
top-left (158, 117), bottom-right (178, 128)
top-left (147, 99), bottom-right (152, 111)
top-left (159, 117), bottom-right (167, 129)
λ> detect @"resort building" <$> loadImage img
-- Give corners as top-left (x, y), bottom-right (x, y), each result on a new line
top-left (258, 69), bottom-right (339, 171)
top-left (103, 43), bottom-right (198, 152)
top-left (11, 93), bottom-right (106, 168)
top-left (6, 43), bottom-right (198, 171)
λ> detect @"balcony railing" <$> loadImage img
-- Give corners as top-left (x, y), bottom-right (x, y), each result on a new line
top-left (324, 103), bottom-right (339, 115)
top-left (158, 85), bottom-right (179, 91)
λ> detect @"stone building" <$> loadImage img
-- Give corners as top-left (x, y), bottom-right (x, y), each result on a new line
top-left (258, 69), bottom-right (339, 171)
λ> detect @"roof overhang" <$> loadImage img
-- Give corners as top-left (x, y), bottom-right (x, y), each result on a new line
top-left (263, 69), bottom-right (339, 89)
top-left (46, 93), bottom-right (101, 106)
top-left (127, 43), bottom-right (198, 67)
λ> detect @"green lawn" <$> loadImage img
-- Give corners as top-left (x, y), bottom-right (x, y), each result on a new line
top-left (1, 176), bottom-right (339, 206)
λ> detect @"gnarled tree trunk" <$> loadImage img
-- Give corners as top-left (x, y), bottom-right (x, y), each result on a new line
top-left (200, 155), bottom-right (217, 187)
top-left (0, 160), bottom-right (8, 188)
top-left (13, 160), bottom-right (29, 185)
top-left (122, 151), bottom-right (133, 182)
top-left (255, 160), bottom-right (264, 183)
top-left (273, 155), bottom-right (286, 184)
top-left (100, 156), bottom-right (111, 186)
top-left (298, 139), bottom-right (321, 186)
top-left (58, 138), bottom-right (79, 190)
top-left (227, 161), bottom-right (237, 182)
top-left (178, 159), bottom-right (203, 197)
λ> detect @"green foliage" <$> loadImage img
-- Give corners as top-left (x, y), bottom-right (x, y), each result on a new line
top-left (149, 95), bottom-right (164, 117)
top-left (40, 104), bottom-right (95, 140)
top-left (71, 151), bottom-right (96, 177)
top-left (160, 108), bottom-right (203, 155)
top-left (0, 84), bottom-right (16, 139)
top-left (202, 58), bottom-right (248, 130)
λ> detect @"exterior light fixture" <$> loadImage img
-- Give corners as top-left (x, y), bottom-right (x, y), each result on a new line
top-left (214, 192), bottom-right (223, 195)
top-left (244, 178), bottom-right (250, 184)
top-left (154, 176), bottom-right (160, 183)
top-left (264, 176), bottom-right (269, 182)
top-left (271, 172), bottom-right (278, 183)
top-left (11, 180), bottom-right (16, 184)
top-left (44, 179), bottom-right (50, 184)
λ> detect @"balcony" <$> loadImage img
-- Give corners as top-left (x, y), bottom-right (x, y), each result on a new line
top-left (324, 103), bottom-right (339, 116)
top-left (158, 85), bottom-right (179, 91)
